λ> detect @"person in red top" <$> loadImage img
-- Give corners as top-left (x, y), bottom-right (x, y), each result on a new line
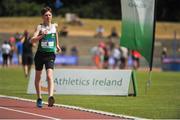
top-left (131, 50), bottom-right (141, 70)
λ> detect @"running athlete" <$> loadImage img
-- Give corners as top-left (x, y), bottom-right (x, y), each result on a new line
top-left (31, 7), bottom-right (61, 108)
top-left (22, 30), bottom-right (34, 78)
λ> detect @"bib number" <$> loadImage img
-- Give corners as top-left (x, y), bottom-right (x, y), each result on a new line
top-left (41, 41), bottom-right (54, 48)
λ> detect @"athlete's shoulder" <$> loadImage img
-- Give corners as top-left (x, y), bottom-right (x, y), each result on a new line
top-left (36, 24), bottom-right (43, 29)
top-left (52, 23), bottom-right (58, 28)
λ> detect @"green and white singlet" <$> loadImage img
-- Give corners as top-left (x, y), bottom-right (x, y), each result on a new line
top-left (37, 23), bottom-right (57, 53)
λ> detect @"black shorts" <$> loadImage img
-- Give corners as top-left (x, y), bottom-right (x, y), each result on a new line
top-left (132, 56), bottom-right (139, 62)
top-left (2, 54), bottom-right (8, 62)
top-left (34, 51), bottom-right (56, 70)
top-left (22, 54), bottom-right (33, 65)
top-left (104, 56), bottom-right (109, 62)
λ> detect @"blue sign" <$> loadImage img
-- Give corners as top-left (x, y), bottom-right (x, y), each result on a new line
top-left (55, 55), bottom-right (78, 65)
top-left (162, 57), bottom-right (180, 71)
top-left (0, 53), bottom-right (78, 65)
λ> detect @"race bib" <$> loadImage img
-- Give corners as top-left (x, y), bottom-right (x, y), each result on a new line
top-left (41, 41), bottom-right (54, 48)
top-left (41, 33), bottom-right (56, 48)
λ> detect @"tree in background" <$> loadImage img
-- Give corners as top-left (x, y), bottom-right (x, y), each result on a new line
top-left (0, 0), bottom-right (179, 22)
top-left (0, 0), bottom-right (43, 16)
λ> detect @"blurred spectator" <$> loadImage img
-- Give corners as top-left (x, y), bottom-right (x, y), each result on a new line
top-left (70, 46), bottom-right (78, 56)
top-left (161, 47), bottom-right (167, 63)
top-left (65, 13), bottom-right (83, 26)
top-left (59, 26), bottom-right (68, 37)
top-left (94, 25), bottom-right (104, 38)
top-left (1, 41), bottom-right (11, 67)
top-left (90, 42), bottom-right (104, 69)
top-left (108, 56), bottom-right (115, 69)
top-left (21, 30), bottom-right (34, 78)
top-left (99, 42), bottom-right (109, 69)
top-left (108, 26), bottom-right (119, 38)
top-left (106, 38), bottom-right (115, 51)
top-left (16, 38), bottom-right (23, 64)
top-left (131, 50), bottom-right (141, 70)
top-left (111, 44), bottom-right (121, 69)
top-left (14, 32), bottom-right (22, 42)
top-left (73, 14), bottom-right (83, 26)
top-left (91, 46), bottom-right (99, 68)
top-left (60, 45), bottom-right (67, 55)
top-left (9, 36), bottom-right (16, 44)
top-left (120, 46), bottom-right (129, 69)
top-left (8, 42), bottom-right (15, 65)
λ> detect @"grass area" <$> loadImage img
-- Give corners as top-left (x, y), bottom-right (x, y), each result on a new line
top-left (0, 67), bottom-right (180, 119)
top-left (0, 17), bottom-right (180, 39)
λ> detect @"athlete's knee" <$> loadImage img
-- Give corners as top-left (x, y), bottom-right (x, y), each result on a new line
top-left (47, 74), bottom-right (53, 81)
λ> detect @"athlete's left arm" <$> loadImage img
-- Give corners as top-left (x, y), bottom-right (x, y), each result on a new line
top-left (55, 23), bottom-right (61, 53)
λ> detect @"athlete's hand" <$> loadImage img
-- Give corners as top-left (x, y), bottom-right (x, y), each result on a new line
top-left (42, 30), bottom-right (48, 36)
top-left (39, 30), bottom-right (48, 37)
top-left (56, 45), bottom-right (61, 53)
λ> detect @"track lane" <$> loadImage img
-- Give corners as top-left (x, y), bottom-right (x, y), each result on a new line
top-left (0, 97), bottom-right (128, 119)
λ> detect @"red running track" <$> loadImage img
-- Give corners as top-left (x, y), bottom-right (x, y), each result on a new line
top-left (0, 96), bottom-right (131, 119)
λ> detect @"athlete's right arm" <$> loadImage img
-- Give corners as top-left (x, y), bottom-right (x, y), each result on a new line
top-left (31, 25), bottom-right (46, 43)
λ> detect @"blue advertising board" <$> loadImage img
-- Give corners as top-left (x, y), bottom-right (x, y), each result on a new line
top-left (0, 53), bottom-right (78, 65)
top-left (162, 57), bottom-right (180, 71)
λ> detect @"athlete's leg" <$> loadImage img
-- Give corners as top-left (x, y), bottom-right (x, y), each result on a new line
top-left (35, 70), bottom-right (42, 99)
top-left (45, 53), bottom-right (55, 97)
top-left (27, 65), bottom-right (31, 77)
top-left (23, 65), bottom-right (28, 77)
top-left (44, 53), bottom-right (55, 107)
top-left (46, 68), bottom-right (55, 107)
top-left (46, 68), bottom-right (54, 97)
top-left (34, 52), bottom-right (43, 99)
top-left (34, 53), bottom-right (43, 108)
top-left (27, 55), bottom-right (33, 77)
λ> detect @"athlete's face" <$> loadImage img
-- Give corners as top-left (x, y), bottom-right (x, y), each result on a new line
top-left (42, 11), bottom-right (52, 24)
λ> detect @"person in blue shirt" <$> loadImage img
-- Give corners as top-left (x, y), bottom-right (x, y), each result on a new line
top-left (16, 37), bottom-right (23, 65)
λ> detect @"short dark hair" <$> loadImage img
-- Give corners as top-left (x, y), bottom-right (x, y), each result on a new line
top-left (41, 7), bottom-right (52, 15)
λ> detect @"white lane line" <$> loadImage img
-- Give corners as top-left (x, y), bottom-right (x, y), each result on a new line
top-left (0, 106), bottom-right (60, 120)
